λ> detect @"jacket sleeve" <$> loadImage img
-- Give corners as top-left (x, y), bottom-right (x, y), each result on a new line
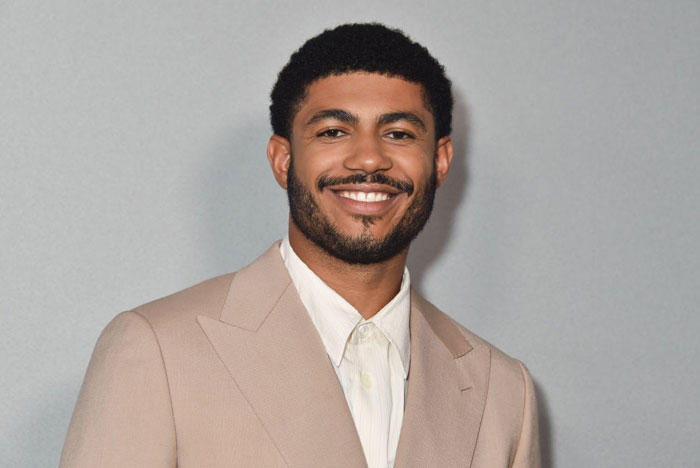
top-left (59, 311), bottom-right (177, 468)
top-left (510, 361), bottom-right (542, 468)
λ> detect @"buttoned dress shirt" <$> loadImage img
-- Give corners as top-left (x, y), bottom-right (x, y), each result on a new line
top-left (280, 237), bottom-right (410, 468)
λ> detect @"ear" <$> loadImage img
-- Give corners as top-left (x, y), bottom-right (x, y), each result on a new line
top-left (267, 135), bottom-right (291, 189)
top-left (434, 136), bottom-right (454, 188)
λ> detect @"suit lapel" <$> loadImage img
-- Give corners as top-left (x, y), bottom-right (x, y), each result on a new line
top-left (394, 291), bottom-right (491, 468)
top-left (197, 244), bottom-right (367, 468)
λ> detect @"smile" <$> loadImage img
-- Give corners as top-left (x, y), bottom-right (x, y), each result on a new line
top-left (326, 184), bottom-right (404, 216)
top-left (337, 191), bottom-right (393, 202)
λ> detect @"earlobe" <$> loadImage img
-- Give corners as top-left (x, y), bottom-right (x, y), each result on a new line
top-left (435, 136), bottom-right (454, 188)
top-left (267, 135), bottom-right (291, 189)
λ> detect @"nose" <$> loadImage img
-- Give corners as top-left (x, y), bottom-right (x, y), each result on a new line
top-left (342, 133), bottom-right (392, 174)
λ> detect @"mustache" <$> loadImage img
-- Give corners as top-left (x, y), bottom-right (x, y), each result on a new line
top-left (317, 173), bottom-right (414, 196)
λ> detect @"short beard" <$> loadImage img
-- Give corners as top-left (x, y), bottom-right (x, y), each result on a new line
top-left (286, 157), bottom-right (437, 265)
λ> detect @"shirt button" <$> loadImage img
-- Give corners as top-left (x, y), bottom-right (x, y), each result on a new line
top-left (361, 372), bottom-right (373, 389)
top-left (358, 324), bottom-right (371, 339)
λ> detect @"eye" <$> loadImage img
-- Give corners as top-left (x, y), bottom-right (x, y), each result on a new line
top-left (385, 130), bottom-right (414, 140)
top-left (317, 128), bottom-right (347, 138)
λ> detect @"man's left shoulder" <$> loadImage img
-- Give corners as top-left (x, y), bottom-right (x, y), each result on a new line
top-left (414, 292), bottom-right (534, 386)
top-left (455, 312), bottom-right (528, 375)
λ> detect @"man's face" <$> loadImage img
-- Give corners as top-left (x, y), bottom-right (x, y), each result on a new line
top-left (269, 72), bottom-right (453, 264)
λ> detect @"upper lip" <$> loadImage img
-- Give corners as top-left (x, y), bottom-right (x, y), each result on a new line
top-left (326, 183), bottom-right (403, 195)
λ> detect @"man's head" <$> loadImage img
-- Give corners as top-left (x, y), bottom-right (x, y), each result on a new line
top-left (270, 23), bottom-right (453, 143)
top-left (267, 24), bottom-right (454, 265)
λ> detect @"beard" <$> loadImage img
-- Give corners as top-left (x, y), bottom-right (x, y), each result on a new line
top-left (286, 157), bottom-right (437, 265)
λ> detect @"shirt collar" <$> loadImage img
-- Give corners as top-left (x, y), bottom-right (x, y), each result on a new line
top-left (280, 236), bottom-right (411, 377)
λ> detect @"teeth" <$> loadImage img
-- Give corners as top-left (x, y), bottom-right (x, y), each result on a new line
top-left (339, 191), bottom-right (391, 202)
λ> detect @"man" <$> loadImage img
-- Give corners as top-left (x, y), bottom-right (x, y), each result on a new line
top-left (60, 23), bottom-right (541, 468)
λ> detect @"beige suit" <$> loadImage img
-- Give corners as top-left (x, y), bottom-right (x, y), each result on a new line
top-left (60, 243), bottom-right (541, 467)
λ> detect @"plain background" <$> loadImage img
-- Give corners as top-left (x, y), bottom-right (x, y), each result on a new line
top-left (1, 1), bottom-right (699, 467)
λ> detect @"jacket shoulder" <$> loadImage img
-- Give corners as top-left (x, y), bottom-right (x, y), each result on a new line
top-left (116, 242), bottom-right (284, 336)
top-left (452, 315), bottom-right (525, 376)
top-left (415, 293), bottom-right (529, 383)
top-left (129, 272), bottom-right (234, 329)
top-left (457, 314), bottom-right (531, 392)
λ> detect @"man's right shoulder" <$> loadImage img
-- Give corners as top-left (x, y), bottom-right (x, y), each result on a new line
top-left (105, 242), bottom-right (286, 338)
top-left (126, 272), bottom-right (235, 330)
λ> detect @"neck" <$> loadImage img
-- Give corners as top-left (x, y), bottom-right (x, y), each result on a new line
top-left (288, 220), bottom-right (408, 320)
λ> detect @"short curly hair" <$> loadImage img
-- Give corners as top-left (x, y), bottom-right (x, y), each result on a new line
top-left (270, 23), bottom-right (453, 141)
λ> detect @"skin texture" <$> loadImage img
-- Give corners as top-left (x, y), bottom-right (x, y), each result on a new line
top-left (267, 72), bottom-right (453, 318)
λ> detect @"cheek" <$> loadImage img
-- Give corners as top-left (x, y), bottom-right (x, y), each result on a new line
top-left (395, 151), bottom-right (434, 184)
top-left (293, 147), bottom-right (346, 180)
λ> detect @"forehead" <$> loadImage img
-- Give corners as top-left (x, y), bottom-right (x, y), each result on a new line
top-left (295, 72), bottom-right (432, 122)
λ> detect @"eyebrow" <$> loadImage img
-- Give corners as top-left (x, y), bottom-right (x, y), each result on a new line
top-left (304, 109), bottom-right (359, 128)
top-left (377, 112), bottom-right (426, 130)
top-left (304, 109), bottom-right (427, 132)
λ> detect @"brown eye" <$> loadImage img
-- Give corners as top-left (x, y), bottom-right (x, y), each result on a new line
top-left (385, 131), bottom-right (413, 140)
top-left (318, 129), bottom-right (346, 138)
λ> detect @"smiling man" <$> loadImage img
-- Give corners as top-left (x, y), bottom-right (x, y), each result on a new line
top-left (60, 24), bottom-right (541, 468)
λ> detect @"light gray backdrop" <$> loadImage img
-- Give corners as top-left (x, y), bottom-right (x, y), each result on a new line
top-left (1, 1), bottom-right (699, 467)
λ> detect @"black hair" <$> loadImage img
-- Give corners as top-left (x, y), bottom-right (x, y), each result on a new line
top-left (270, 23), bottom-right (453, 141)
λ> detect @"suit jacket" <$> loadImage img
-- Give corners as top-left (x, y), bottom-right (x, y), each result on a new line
top-left (60, 242), bottom-right (541, 468)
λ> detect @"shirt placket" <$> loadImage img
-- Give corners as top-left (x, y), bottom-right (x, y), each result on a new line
top-left (345, 322), bottom-right (392, 468)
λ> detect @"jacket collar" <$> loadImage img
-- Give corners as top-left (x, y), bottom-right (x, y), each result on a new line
top-left (217, 242), bottom-right (473, 358)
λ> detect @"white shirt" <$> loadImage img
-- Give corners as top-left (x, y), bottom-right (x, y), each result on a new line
top-left (280, 237), bottom-right (410, 468)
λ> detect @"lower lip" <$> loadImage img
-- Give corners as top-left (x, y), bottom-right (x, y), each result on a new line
top-left (327, 190), bottom-right (401, 216)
